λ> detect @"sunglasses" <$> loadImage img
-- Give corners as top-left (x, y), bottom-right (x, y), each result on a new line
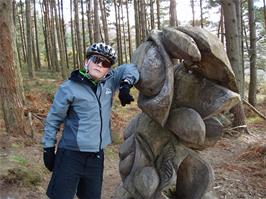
top-left (89, 55), bottom-right (111, 68)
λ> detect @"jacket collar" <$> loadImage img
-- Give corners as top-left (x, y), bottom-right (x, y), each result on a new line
top-left (69, 70), bottom-right (112, 85)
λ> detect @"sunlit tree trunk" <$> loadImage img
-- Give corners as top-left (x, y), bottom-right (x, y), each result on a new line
top-left (248, 0), bottom-right (257, 106)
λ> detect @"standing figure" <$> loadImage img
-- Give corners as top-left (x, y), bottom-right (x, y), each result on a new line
top-left (42, 43), bottom-right (139, 199)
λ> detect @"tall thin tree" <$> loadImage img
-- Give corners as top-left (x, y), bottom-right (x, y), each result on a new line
top-left (191, 0), bottom-right (195, 26)
top-left (26, 0), bottom-right (35, 78)
top-left (93, 0), bottom-right (100, 42)
top-left (126, 0), bottom-right (132, 60)
top-left (33, 0), bottom-right (41, 69)
top-left (248, 0), bottom-right (257, 106)
top-left (170, 0), bottom-right (177, 27)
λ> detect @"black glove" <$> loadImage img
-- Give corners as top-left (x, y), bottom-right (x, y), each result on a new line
top-left (43, 147), bottom-right (55, 172)
top-left (119, 81), bottom-right (134, 106)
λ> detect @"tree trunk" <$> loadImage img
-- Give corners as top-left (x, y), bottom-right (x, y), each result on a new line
top-left (19, 0), bottom-right (27, 62)
top-left (0, 0), bottom-right (26, 137)
top-left (221, 0), bottom-right (244, 96)
top-left (59, 0), bottom-right (69, 69)
top-left (33, 0), bottom-right (41, 69)
top-left (248, 0), bottom-right (257, 106)
top-left (26, 0), bottom-right (35, 78)
top-left (140, 0), bottom-right (146, 42)
top-left (53, 0), bottom-right (66, 79)
top-left (13, 1), bottom-right (22, 69)
top-left (74, 0), bottom-right (83, 66)
top-left (86, 0), bottom-right (93, 44)
top-left (49, 0), bottom-right (59, 72)
top-left (40, 0), bottom-right (51, 69)
top-left (200, 0), bottom-right (203, 27)
top-left (156, 0), bottom-right (160, 29)
top-left (263, 0), bottom-right (266, 30)
top-left (81, 0), bottom-right (86, 54)
top-left (134, 0), bottom-right (140, 47)
top-left (93, 0), bottom-right (100, 42)
top-left (70, 0), bottom-right (77, 69)
top-left (150, 0), bottom-right (155, 29)
top-left (170, 0), bottom-right (177, 27)
top-left (191, 0), bottom-right (195, 26)
top-left (121, 0), bottom-right (128, 63)
top-left (126, 0), bottom-right (132, 60)
top-left (99, 0), bottom-right (109, 44)
top-left (221, 0), bottom-right (247, 131)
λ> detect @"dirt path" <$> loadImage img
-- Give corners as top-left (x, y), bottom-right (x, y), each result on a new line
top-left (0, 125), bottom-right (265, 199)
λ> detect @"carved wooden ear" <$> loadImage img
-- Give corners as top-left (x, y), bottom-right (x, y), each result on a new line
top-left (175, 154), bottom-right (213, 199)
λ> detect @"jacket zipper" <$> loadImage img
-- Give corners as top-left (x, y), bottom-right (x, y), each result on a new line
top-left (96, 86), bottom-right (103, 152)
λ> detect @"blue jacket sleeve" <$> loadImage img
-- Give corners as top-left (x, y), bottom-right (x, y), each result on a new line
top-left (111, 63), bottom-right (140, 91)
top-left (42, 83), bottom-right (73, 148)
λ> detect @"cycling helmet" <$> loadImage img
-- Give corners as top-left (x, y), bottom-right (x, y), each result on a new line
top-left (86, 43), bottom-right (117, 65)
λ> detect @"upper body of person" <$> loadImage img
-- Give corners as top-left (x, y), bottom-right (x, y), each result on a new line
top-left (42, 43), bottom-right (139, 157)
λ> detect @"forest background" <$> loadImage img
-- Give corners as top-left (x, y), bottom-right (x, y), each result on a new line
top-left (0, 0), bottom-right (266, 198)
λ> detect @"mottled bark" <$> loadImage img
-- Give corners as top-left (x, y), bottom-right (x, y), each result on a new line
top-left (0, 0), bottom-right (26, 137)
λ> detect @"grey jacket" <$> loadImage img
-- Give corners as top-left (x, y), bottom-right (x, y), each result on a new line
top-left (42, 64), bottom-right (139, 152)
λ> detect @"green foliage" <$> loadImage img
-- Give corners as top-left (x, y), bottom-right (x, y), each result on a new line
top-left (9, 155), bottom-right (28, 166)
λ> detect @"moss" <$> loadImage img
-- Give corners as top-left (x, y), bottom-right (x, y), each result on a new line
top-left (1, 167), bottom-right (42, 187)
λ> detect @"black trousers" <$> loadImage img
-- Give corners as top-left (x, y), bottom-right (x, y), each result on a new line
top-left (47, 148), bottom-right (104, 199)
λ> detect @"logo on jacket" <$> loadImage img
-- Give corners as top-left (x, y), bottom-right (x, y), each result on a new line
top-left (105, 88), bottom-right (112, 95)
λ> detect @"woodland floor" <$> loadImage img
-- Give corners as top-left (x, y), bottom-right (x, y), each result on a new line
top-left (0, 76), bottom-right (265, 199)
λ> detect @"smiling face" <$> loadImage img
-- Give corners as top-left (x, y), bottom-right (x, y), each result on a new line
top-left (85, 55), bottom-right (111, 81)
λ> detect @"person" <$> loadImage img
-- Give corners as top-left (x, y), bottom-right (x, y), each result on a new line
top-left (42, 42), bottom-right (139, 199)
